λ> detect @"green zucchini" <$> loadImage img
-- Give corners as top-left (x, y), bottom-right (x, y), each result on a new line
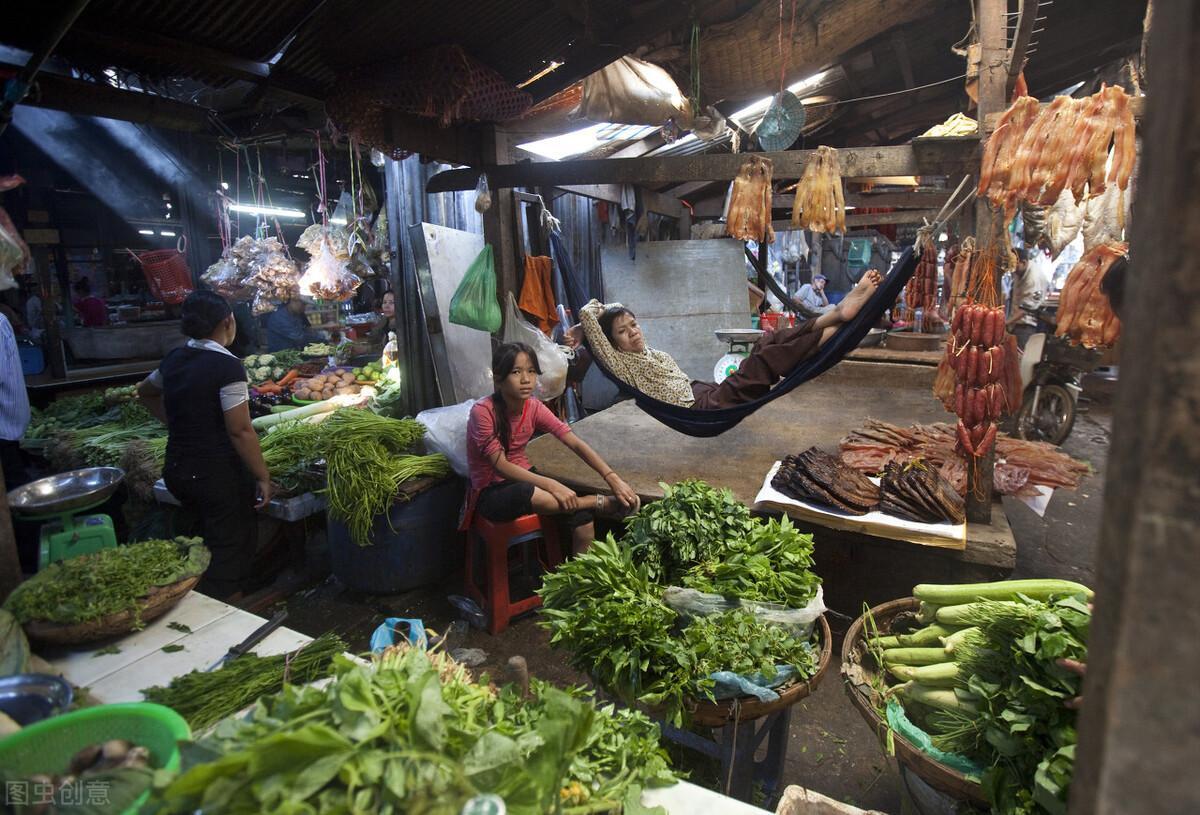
top-left (913, 579), bottom-right (1093, 605)
top-left (941, 626), bottom-right (981, 654)
top-left (894, 681), bottom-right (979, 714)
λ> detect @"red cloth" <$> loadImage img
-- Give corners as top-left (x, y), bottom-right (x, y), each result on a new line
top-left (460, 395), bottom-right (570, 530)
top-left (73, 296), bottom-right (108, 327)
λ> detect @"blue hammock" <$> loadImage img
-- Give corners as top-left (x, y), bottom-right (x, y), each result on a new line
top-left (585, 246), bottom-right (921, 437)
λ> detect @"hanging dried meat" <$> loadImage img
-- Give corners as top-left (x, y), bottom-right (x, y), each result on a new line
top-left (838, 420), bottom-right (1091, 497)
top-left (772, 447), bottom-right (879, 515)
top-left (932, 240), bottom-right (1016, 465)
top-left (1055, 241), bottom-right (1126, 349)
top-left (790, 146), bottom-right (845, 233)
top-left (726, 155), bottom-right (775, 242)
top-left (898, 234), bottom-right (942, 326)
top-left (879, 461), bottom-right (965, 525)
top-left (978, 85), bottom-right (1137, 215)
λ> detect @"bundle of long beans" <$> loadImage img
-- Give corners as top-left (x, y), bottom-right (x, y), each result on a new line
top-left (141, 631), bottom-right (346, 731)
top-left (259, 409), bottom-right (450, 544)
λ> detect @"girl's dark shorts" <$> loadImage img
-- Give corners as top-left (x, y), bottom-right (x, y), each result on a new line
top-left (477, 479), bottom-right (594, 527)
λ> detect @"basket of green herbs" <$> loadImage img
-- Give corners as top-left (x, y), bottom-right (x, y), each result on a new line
top-left (5, 537), bottom-right (210, 645)
top-left (539, 480), bottom-right (828, 727)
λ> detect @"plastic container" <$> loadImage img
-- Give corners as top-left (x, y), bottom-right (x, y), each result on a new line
top-left (328, 476), bottom-right (465, 594)
top-left (18, 339), bottom-right (45, 375)
top-left (0, 703), bottom-right (190, 813)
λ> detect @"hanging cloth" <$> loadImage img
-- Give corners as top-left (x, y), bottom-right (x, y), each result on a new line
top-left (518, 255), bottom-right (558, 335)
top-left (584, 246), bottom-right (920, 437)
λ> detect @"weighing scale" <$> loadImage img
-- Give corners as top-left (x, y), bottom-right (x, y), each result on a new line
top-left (8, 467), bottom-right (125, 571)
top-left (713, 328), bottom-right (765, 384)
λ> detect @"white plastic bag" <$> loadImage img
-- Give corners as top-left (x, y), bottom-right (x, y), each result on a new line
top-left (416, 399), bottom-right (478, 478)
top-left (663, 584), bottom-right (827, 640)
top-left (502, 293), bottom-right (569, 400)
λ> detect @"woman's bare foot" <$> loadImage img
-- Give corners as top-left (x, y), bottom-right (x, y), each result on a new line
top-left (836, 270), bottom-right (882, 322)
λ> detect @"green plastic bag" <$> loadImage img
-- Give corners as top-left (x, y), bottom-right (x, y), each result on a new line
top-left (449, 245), bottom-right (502, 332)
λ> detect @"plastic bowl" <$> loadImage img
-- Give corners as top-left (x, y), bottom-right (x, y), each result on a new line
top-left (0, 702), bottom-right (190, 788)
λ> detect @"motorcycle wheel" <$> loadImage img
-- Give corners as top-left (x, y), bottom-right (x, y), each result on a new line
top-left (1016, 383), bottom-right (1076, 445)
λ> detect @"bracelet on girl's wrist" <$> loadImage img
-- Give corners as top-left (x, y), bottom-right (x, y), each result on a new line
top-left (601, 471), bottom-right (617, 482)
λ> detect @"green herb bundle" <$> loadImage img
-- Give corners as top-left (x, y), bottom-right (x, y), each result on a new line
top-left (623, 480), bottom-right (758, 582)
top-left (682, 516), bottom-right (820, 607)
top-left (154, 646), bottom-right (676, 815)
top-left (683, 609), bottom-right (817, 683)
top-left (921, 596), bottom-right (1090, 815)
top-left (142, 632), bottom-right (346, 731)
top-left (4, 538), bottom-right (210, 627)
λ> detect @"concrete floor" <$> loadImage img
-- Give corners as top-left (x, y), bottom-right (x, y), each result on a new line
top-left (282, 376), bottom-right (1114, 814)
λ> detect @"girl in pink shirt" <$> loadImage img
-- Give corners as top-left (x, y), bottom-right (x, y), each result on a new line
top-left (466, 342), bottom-right (639, 554)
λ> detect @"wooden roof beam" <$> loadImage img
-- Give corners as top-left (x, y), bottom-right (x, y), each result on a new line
top-left (770, 208), bottom-right (941, 231)
top-left (11, 66), bottom-right (213, 131)
top-left (1006, 0), bottom-right (1039, 98)
top-left (59, 27), bottom-right (325, 104)
top-left (771, 189), bottom-right (953, 210)
top-left (426, 140), bottom-right (979, 192)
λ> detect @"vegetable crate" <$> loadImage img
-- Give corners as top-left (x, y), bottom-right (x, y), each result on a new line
top-left (841, 598), bottom-right (987, 805)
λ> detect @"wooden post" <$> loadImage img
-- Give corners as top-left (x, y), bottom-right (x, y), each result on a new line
top-left (965, 0), bottom-right (1007, 524)
top-left (1069, 3), bottom-right (1200, 812)
top-left (481, 127), bottom-right (519, 309)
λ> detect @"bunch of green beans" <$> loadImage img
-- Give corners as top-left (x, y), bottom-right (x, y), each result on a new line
top-left (141, 632), bottom-right (346, 731)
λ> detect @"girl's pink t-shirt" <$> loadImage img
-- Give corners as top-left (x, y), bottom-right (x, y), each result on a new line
top-left (466, 396), bottom-right (571, 490)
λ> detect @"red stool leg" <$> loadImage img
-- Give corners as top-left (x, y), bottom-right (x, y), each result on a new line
top-left (539, 517), bottom-right (564, 569)
top-left (484, 527), bottom-right (512, 635)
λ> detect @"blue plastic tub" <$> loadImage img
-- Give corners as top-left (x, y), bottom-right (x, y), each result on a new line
top-left (328, 476), bottom-right (465, 594)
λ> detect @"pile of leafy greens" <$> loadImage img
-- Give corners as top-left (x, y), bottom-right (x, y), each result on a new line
top-left (924, 596), bottom-right (1090, 815)
top-left (5, 538), bottom-right (210, 628)
top-left (150, 646), bottom-right (675, 815)
top-left (539, 480), bottom-right (823, 725)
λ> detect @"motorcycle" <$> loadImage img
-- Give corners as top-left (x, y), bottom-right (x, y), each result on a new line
top-left (1012, 303), bottom-right (1101, 445)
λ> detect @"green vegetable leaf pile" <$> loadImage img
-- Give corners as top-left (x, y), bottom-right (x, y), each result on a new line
top-left (152, 646), bottom-right (675, 815)
top-left (682, 516), bottom-right (819, 607)
top-left (4, 538), bottom-right (210, 628)
top-left (624, 480), bottom-right (758, 582)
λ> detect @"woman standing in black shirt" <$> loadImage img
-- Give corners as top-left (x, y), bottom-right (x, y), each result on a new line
top-left (138, 291), bottom-right (272, 599)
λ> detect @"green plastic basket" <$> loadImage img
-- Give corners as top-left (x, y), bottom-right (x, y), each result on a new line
top-left (0, 703), bottom-right (190, 806)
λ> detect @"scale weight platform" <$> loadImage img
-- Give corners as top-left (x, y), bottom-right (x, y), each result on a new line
top-left (7, 467), bottom-right (125, 571)
top-left (712, 328), bottom-right (765, 384)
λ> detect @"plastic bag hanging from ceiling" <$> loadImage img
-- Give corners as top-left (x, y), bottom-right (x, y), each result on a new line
top-left (576, 56), bottom-right (694, 127)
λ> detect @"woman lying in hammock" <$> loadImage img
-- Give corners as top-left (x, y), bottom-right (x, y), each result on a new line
top-left (568, 270), bottom-right (882, 409)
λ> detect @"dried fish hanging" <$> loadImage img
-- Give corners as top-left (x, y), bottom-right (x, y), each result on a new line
top-left (978, 85), bottom-right (1137, 216)
top-left (790, 146), bottom-right (845, 233)
top-left (726, 155), bottom-right (775, 242)
top-left (1055, 241), bottom-right (1126, 349)
top-left (298, 134), bottom-right (362, 302)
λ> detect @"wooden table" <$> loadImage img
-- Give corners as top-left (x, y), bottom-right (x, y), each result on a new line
top-left (847, 345), bottom-right (944, 366)
top-left (528, 361), bottom-right (1015, 611)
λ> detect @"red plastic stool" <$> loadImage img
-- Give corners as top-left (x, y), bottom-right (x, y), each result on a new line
top-left (464, 514), bottom-right (564, 634)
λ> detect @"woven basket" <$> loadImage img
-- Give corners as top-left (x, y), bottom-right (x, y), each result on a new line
top-left (23, 575), bottom-right (201, 646)
top-left (129, 236), bottom-right (194, 305)
top-left (689, 613), bottom-right (833, 727)
top-left (841, 597), bottom-right (987, 804)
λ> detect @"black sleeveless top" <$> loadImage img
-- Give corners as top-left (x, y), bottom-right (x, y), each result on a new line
top-left (159, 345), bottom-right (247, 466)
